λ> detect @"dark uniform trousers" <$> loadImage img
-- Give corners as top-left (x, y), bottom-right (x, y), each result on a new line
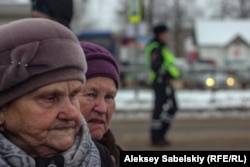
top-left (151, 79), bottom-right (178, 143)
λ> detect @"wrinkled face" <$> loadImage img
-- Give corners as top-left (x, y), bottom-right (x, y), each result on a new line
top-left (78, 77), bottom-right (117, 140)
top-left (0, 80), bottom-right (83, 157)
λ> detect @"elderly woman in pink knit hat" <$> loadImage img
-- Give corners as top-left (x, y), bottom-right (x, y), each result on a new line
top-left (78, 41), bottom-right (122, 167)
top-left (0, 18), bottom-right (114, 167)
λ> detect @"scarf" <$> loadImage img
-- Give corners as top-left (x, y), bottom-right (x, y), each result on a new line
top-left (0, 118), bottom-right (101, 167)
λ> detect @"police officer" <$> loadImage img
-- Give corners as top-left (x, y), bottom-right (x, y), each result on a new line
top-left (145, 23), bottom-right (180, 146)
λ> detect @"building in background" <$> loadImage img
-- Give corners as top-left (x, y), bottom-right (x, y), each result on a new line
top-left (194, 19), bottom-right (250, 70)
top-left (185, 19), bottom-right (250, 89)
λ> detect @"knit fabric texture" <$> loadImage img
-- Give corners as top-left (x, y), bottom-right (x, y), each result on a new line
top-left (0, 18), bottom-right (87, 108)
top-left (80, 41), bottom-right (120, 88)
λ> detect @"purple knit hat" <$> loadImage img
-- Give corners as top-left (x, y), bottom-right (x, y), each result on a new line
top-left (80, 41), bottom-right (120, 88)
top-left (0, 18), bottom-right (87, 108)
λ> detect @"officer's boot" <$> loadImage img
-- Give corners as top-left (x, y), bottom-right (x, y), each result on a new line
top-left (160, 122), bottom-right (171, 145)
top-left (150, 129), bottom-right (168, 146)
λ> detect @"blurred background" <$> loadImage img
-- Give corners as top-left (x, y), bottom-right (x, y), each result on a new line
top-left (1, 0), bottom-right (250, 150)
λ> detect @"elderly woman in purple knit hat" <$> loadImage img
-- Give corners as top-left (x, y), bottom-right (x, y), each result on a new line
top-left (0, 18), bottom-right (114, 167)
top-left (78, 41), bottom-right (122, 167)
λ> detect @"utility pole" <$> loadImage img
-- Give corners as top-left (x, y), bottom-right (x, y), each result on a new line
top-left (127, 0), bottom-right (143, 101)
top-left (147, 0), bottom-right (154, 33)
top-left (173, 0), bottom-right (182, 57)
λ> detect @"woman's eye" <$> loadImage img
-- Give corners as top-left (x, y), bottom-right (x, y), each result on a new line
top-left (83, 92), bottom-right (97, 101)
top-left (70, 90), bottom-right (79, 99)
top-left (37, 96), bottom-right (57, 108)
top-left (86, 92), bottom-right (96, 97)
top-left (46, 96), bottom-right (55, 101)
top-left (45, 96), bottom-right (59, 103)
top-left (106, 95), bottom-right (115, 101)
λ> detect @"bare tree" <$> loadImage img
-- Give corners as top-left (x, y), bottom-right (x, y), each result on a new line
top-left (210, 0), bottom-right (250, 18)
top-left (143, 0), bottom-right (197, 57)
top-left (116, 0), bottom-right (199, 57)
top-left (238, 0), bottom-right (250, 18)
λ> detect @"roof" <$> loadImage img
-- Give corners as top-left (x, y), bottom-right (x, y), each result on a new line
top-left (194, 19), bottom-right (250, 46)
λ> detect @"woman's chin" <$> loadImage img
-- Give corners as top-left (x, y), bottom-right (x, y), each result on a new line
top-left (91, 132), bottom-right (104, 141)
top-left (54, 137), bottom-right (75, 151)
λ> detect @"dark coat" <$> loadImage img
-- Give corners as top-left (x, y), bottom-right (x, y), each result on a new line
top-left (98, 129), bottom-right (122, 167)
top-left (94, 141), bottom-right (115, 167)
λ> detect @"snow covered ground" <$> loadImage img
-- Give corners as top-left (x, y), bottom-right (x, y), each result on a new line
top-left (114, 89), bottom-right (250, 119)
top-left (116, 89), bottom-right (250, 112)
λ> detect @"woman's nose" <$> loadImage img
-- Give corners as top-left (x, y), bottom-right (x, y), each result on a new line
top-left (57, 97), bottom-right (81, 120)
top-left (94, 98), bottom-right (107, 114)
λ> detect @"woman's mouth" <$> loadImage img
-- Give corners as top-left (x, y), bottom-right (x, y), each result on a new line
top-left (88, 119), bottom-right (104, 124)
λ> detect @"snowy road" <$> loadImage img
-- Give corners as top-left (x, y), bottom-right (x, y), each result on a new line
top-left (116, 89), bottom-right (250, 112)
top-left (113, 89), bottom-right (250, 150)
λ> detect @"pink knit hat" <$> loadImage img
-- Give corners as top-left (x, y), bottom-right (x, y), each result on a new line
top-left (80, 41), bottom-right (120, 88)
top-left (0, 18), bottom-right (87, 107)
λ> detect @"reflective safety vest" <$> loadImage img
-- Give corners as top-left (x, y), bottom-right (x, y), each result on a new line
top-left (145, 41), bottom-right (180, 82)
